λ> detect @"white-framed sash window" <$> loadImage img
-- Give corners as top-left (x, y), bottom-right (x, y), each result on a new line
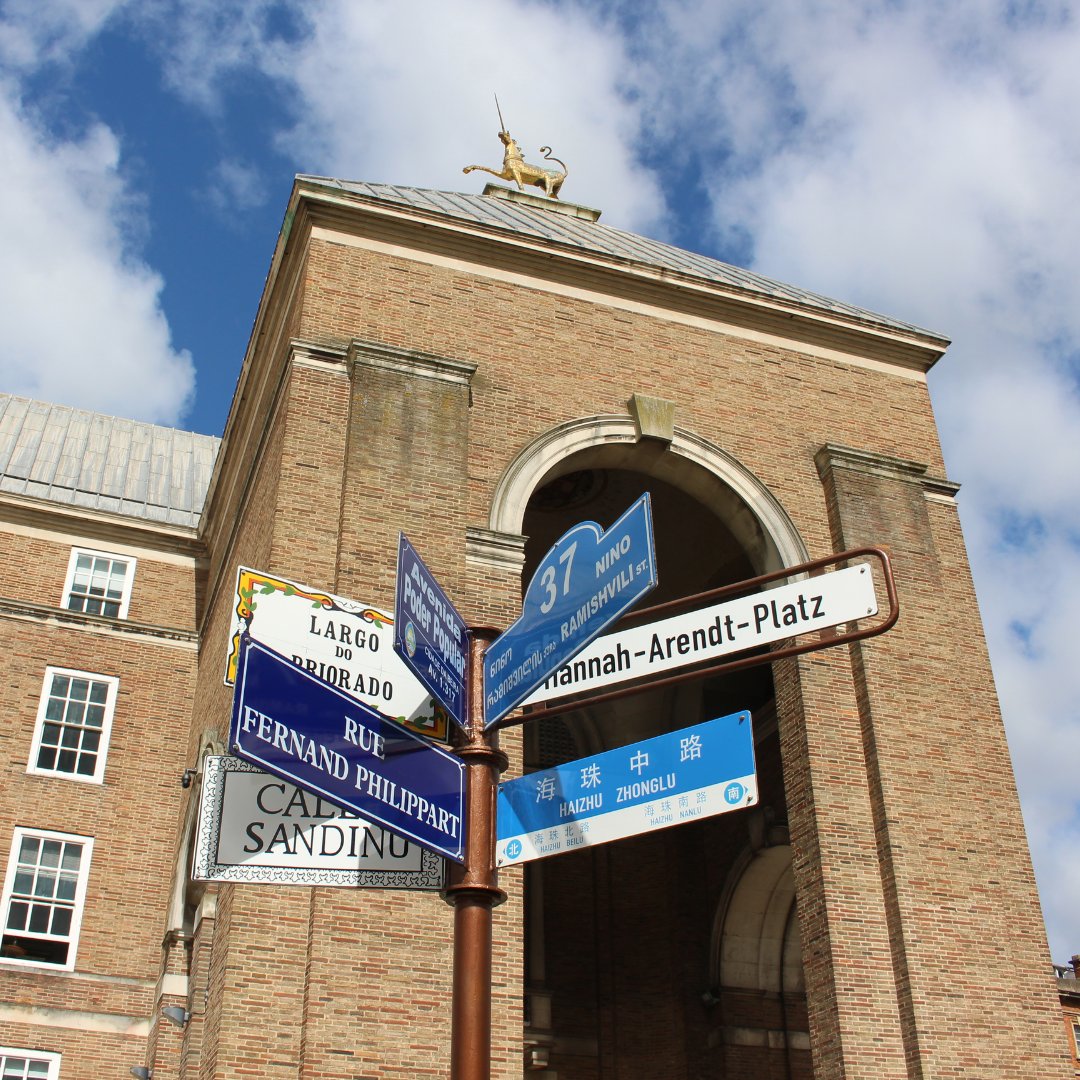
top-left (1, 829), bottom-right (94, 971)
top-left (62, 548), bottom-right (136, 619)
top-left (28, 668), bottom-right (118, 783)
top-left (0, 1047), bottom-right (61, 1080)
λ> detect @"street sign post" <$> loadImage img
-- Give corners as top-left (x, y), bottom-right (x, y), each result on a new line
top-left (524, 561), bottom-right (878, 706)
top-left (496, 711), bottom-right (756, 866)
top-left (483, 493), bottom-right (657, 727)
top-left (395, 534), bottom-right (470, 731)
top-left (230, 635), bottom-right (466, 863)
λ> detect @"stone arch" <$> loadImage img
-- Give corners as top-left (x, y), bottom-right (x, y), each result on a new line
top-left (493, 412), bottom-right (813, 1077)
top-left (487, 414), bottom-right (808, 573)
top-left (713, 840), bottom-right (803, 995)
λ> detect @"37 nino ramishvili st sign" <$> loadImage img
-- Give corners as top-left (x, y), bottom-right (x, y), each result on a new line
top-left (483, 493), bottom-right (658, 727)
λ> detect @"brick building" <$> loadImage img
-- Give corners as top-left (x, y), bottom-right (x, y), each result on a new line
top-left (0, 177), bottom-right (1073, 1078)
top-left (1059, 956), bottom-right (1080, 1078)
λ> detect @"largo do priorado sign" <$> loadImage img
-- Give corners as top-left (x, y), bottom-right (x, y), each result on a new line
top-left (225, 566), bottom-right (450, 741)
top-left (523, 561), bottom-right (879, 707)
top-left (496, 711), bottom-right (757, 866)
top-left (230, 635), bottom-right (466, 863)
top-left (483, 493), bottom-right (657, 727)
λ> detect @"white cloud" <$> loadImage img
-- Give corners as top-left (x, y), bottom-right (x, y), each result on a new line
top-left (148, 0), bottom-right (668, 234)
top-left (0, 85), bottom-right (194, 424)
top-left (0, 0), bottom-right (127, 70)
top-left (205, 157), bottom-right (270, 214)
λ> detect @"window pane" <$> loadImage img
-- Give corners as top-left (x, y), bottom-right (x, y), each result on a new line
top-left (66, 554), bottom-right (129, 619)
top-left (50, 907), bottom-right (72, 937)
top-left (33, 872), bottom-right (56, 899)
top-left (0, 1054), bottom-right (51, 1080)
top-left (28, 903), bottom-right (51, 934)
top-left (6, 901), bottom-right (29, 931)
top-left (36, 672), bottom-right (113, 777)
top-left (3, 832), bottom-right (87, 968)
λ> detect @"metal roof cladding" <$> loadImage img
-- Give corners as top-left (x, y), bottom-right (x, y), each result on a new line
top-left (297, 177), bottom-right (948, 345)
top-left (0, 394), bottom-right (220, 528)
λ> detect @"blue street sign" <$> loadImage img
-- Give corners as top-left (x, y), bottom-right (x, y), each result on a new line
top-left (230, 636), bottom-right (466, 863)
top-left (394, 534), bottom-right (469, 730)
top-left (496, 711), bottom-right (756, 865)
top-left (483, 493), bottom-right (657, 728)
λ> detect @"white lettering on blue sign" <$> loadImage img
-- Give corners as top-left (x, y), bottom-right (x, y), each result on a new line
top-left (496, 712), bottom-right (758, 866)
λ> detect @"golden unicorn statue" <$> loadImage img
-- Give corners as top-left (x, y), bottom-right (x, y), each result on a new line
top-left (463, 99), bottom-right (567, 199)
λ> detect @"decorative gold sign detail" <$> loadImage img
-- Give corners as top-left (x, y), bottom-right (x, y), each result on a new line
top-left (464, 96), bottom-right (567, 199)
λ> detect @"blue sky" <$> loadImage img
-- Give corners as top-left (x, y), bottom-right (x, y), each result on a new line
top-left (1, 0), bottom-right (1078, 961)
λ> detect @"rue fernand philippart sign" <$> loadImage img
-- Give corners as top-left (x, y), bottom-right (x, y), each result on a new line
top-left (230, 636), bottom-right (467, 863)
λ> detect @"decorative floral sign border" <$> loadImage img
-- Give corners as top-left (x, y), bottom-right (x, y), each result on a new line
top-left (224, 566), bottom-right (450, 742)
top-left (191, 756), bottom-right (445, 890)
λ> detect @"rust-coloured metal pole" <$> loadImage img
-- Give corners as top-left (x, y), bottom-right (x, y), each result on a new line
top-left (445, 627), bottom-right (507, 1080)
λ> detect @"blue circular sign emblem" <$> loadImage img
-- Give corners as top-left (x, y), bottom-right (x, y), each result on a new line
top-left (404, 621), bottom-right (417, 658)
top-left (724, 782), bottom-right (745, 805)
top-left (505, 839), bottom-right (523, 860)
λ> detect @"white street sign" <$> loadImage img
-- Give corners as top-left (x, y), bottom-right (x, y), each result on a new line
top-left (524, 561), bottom-right (877, 706)
top-left (191, 756), bottom-right (444, 888)
top-left (224, 566), bottom-right (449, 741)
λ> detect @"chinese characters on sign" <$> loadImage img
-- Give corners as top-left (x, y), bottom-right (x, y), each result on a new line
top-left (496, 711), bottom-right (756, 865)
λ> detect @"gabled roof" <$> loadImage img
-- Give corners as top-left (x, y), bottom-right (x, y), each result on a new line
top-left (296, 177), bottom-right (948, 346)
top-left (0, 394), bottom-right (219, 528)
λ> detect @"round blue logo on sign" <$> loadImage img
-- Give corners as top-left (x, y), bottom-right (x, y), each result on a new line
top-left (505, 839), bottom-right (523, 860)
top-left (404, 621), bottom-right (417, 658)
top-left (724, 782), bottom-right (745, 805)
